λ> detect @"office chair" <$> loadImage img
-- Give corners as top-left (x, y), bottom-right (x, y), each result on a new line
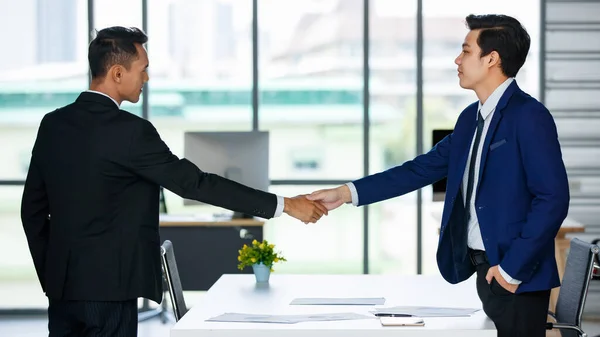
top-left (161, 240), bottom-right (189, 321)
top-left (591, 239), bottom-right (600, 280)
top-left (546, 238), bottom-right (600, 337)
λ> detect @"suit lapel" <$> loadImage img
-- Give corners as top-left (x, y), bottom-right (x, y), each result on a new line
top-left (456, 109), bottom-right (477, 187)
top-left (475, 81), bottom-right (520, 196)
top-left (445, 105), bottom-right (478, 201)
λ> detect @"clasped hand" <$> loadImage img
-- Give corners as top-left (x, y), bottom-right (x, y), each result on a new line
top-left (284, 195), bottom-right (328, 224)
top-left (284, 185), bottom-right (352, 224)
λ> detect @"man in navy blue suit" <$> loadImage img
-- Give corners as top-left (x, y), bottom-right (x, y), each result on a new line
top-left (308, 14), bottom-right (569, 337)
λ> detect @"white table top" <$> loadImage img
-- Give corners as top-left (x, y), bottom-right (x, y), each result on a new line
top-left (171, 274), bottom-right (496, 337)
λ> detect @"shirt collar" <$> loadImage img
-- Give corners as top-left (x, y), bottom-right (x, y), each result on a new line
top-left (477, 77), bottom-right (514, 120)
top-left (85, 90), bottom-right (120, 108)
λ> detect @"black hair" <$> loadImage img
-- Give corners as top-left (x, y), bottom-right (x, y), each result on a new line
top-left (465, 14), bottom-right (530, 77)
top-left (88, 26), bottom-right (148, 79)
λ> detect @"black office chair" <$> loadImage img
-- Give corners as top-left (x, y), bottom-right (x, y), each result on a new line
top-left (161, 240), bottom-right (189, 321)
top-left (547, 238), bottom-right (600, 337)
top-left (591, 239), bottom-right (600, 281)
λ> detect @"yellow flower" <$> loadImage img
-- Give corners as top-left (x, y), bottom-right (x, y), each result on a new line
top-left (237, 240), bottom-right (286, 271)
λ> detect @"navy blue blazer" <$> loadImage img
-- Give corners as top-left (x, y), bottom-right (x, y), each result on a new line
top-left (353, 81), bottom-right (569, 293)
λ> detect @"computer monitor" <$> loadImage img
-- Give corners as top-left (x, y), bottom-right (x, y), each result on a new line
top-left (183, 131), bottom-right (270, 218)
top-left (432, 129), bottom-right (453, 202)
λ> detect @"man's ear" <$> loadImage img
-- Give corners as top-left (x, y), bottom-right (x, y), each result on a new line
top-left (110, 65), bottom-right (124, 84)
top-left (487, 51), bottom-right (501, 69)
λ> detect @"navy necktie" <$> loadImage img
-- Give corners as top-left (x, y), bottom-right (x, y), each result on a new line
top-left (465, 111), bottom-right (485, 224)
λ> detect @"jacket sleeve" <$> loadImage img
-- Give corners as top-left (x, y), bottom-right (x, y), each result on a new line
top-left (21, 116), bottom-right (50, 292)
top-left (126, 119), bottom-right (277, 218)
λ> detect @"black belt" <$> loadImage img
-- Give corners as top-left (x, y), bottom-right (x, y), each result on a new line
top-left (469, 249), bottom-right (488, 266)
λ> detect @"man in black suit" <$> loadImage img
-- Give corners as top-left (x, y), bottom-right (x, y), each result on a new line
top-left (21, 26), bottom-right (327, 337)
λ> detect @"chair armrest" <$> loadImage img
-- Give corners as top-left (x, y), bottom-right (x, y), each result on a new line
top-left (546, 322), bottom-right (586, 337)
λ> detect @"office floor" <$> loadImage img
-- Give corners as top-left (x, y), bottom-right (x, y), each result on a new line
top-left (0, 315), bottom-right (172, 337)
top-left (0, 291), bottom-right (207, 337)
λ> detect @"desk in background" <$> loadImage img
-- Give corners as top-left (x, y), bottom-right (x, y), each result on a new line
top-left (159, 214), bottom-right (265, 291)
top-left (171, 274), bottom-right (496, 337)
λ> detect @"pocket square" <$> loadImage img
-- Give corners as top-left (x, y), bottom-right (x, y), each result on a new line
top-left (490, 139), bottom-right (507, 151)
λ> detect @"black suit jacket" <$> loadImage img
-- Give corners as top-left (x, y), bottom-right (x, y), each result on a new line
top-left (21, 92), bottom-right (277, 303)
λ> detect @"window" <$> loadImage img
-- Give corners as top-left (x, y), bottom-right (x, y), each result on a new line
top-left (368, 0), bottom-right (418, 275)
top-left (0, 186), bottom-right (49, 309)
top-left (259, 1), bottom-right (363, 181)
top-left (147, 0), bottom-right (253, 216)
top-left (290, 147), bottom-right (323, 173)
top-left (0, 0), bottom-right (89, 308)
top-left (258, 0), bottom-right (364, 272)
top-left (266, 185), bottom-right (363, 274)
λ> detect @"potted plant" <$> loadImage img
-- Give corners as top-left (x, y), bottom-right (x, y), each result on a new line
top-left (237, 239), bottom-right (286, 283)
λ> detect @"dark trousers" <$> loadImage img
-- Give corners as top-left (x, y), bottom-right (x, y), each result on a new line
top-left (473, 257), bottom-right (550, 337)
top-left (48, 299), bottom-right (138, 337)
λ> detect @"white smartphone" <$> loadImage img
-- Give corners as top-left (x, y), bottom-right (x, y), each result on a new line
top-left (380, 316), bottom-right (425, 326)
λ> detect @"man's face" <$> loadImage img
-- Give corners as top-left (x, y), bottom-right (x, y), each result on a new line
top-left (118, 43), bottom-right (149, 104)
top-left (455, 29), bottom-right (491, 90)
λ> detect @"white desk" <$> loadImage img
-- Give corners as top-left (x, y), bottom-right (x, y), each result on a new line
top-left (171, 274), bottom-right (496, 337)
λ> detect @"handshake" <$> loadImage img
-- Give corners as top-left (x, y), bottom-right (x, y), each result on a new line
top-left (283, 185), bottom-right (352, 224)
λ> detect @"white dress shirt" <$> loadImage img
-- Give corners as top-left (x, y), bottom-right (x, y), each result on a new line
top-left (346, 77), bottom-right (519, 284)
top-left (83, 90), bottom-right (285, 217)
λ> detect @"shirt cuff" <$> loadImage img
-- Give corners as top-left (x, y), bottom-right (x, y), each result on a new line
top-left (345, 182), bottom-right (359, 206)
top-left (498, 265), bottom-right (522, 285)
top-left (274, 195), bottom-right (285, 217)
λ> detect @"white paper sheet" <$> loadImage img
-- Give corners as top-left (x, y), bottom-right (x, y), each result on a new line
top-left (290, 297), bottom-right (386, 305)
top-left (206, 312), bottom-right (375, 324)
top-left (372, 306), bottom-right (480, 317)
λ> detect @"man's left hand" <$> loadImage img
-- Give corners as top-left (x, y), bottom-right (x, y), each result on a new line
top-left (486, 265), bottom-right (518, 294)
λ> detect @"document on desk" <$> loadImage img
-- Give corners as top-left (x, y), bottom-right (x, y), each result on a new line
top-left (206, 312), bottom-right (374, 324)
top-left (372, 306), bottom-right (480, 317)
top-left (290, 297), bottom-right (386, 305)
